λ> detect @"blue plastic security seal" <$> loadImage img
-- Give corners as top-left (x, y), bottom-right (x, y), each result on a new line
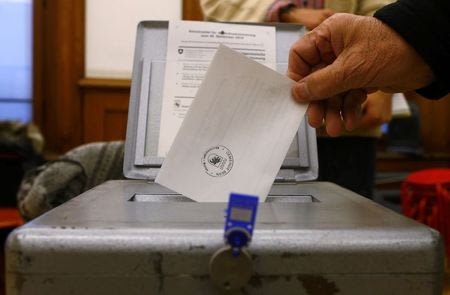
top-left (224, 193), bottom-right (259, 256)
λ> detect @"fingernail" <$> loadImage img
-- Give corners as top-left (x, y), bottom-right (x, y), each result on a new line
top-left (293, 82), bottom-right (311, 101)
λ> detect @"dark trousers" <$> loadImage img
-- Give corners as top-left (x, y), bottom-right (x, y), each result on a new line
top-left (317, 137), bottom-right (376, 199)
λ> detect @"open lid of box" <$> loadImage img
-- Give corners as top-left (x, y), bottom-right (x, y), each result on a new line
top-left (124, 21), bottom-right (318, 182)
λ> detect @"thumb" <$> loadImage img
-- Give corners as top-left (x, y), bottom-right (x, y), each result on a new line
top-left (292, 61), bottom-right (351, 102)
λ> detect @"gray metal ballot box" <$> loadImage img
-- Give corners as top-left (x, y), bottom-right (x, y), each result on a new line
top-left (6, 21), bottom-right (444, 294)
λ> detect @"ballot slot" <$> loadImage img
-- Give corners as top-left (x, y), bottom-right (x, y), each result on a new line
top-left (129, 193), bottom-right (318, 203)
top-left (266, 195), bottom-right (318, 203)
top-left (129, 194), bottom-right (194, 202)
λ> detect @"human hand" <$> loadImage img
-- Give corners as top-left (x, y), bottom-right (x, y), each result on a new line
top-left (358, 92), bottom-right (392, 130)
top-left (288, 13), bottom-right (434, 136)
top-left (281, 8), bottom-right (334, 30)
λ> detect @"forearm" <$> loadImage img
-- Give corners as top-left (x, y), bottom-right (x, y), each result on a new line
top-left (357, 0), bottom-right (395, 17)
top-left (266, 0), bottom-right (296, 22)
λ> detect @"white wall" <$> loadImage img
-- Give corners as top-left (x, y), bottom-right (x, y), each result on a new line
top-left (86, 0), bottom-right (181, 78)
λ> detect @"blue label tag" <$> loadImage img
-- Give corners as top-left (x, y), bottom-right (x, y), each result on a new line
top-left (224, 193), bottom-right (259, 253)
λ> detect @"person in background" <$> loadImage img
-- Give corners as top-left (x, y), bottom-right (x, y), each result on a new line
top-left (200, 0), bottom-right (395, 198)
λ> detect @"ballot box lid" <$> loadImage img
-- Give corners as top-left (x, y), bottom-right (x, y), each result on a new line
top-left (124, 21), bottom-right (318, 181)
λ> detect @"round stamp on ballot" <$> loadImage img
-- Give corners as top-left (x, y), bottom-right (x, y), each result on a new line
top-left (202, 145), bottom-right (234, 177)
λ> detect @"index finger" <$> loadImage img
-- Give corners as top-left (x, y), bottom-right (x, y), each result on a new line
top-left (288, 32), bottom-right (322, 81)
top-left (288, 29), bottom-right (335, 82)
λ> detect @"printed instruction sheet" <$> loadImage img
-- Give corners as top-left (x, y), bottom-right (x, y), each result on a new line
top-left (156, 45), bottom-right (308, 202)
top-left (157, 21), bottom-right (276, 157)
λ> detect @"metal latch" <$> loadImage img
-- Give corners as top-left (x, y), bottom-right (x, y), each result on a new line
top-left (209, 193), bottom-right (259, 291)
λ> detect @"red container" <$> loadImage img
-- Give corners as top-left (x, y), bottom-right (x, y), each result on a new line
top-left (401, 169), bottom-right (450, 255)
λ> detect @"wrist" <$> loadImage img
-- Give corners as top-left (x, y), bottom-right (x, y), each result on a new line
top-left (279, 3), bottom-right (297, 22)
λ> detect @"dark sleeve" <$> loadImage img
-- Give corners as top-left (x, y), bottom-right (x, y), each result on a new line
top-left (374, 0), bottom-right (450, 99)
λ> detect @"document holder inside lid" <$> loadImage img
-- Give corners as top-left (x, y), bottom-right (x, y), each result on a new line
top-left (124, 21), bottom-right (318, 181)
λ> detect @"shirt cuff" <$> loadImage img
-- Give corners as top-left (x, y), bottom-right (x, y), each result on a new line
top-left (374, 1), bottom-right (450, 99)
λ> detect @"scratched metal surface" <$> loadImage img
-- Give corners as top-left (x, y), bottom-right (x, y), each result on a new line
top-left (5, 20), bottom-right (443, 295)
top-left (6, 180), bottom-right (444, 294)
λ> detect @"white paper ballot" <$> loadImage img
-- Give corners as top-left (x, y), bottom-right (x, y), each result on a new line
top-left (392, 93), bottom-right (411, 117)
top-left (156, 45), bottom-right (308, 202)
top-left (157, 21), bottom-right (276, 157)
